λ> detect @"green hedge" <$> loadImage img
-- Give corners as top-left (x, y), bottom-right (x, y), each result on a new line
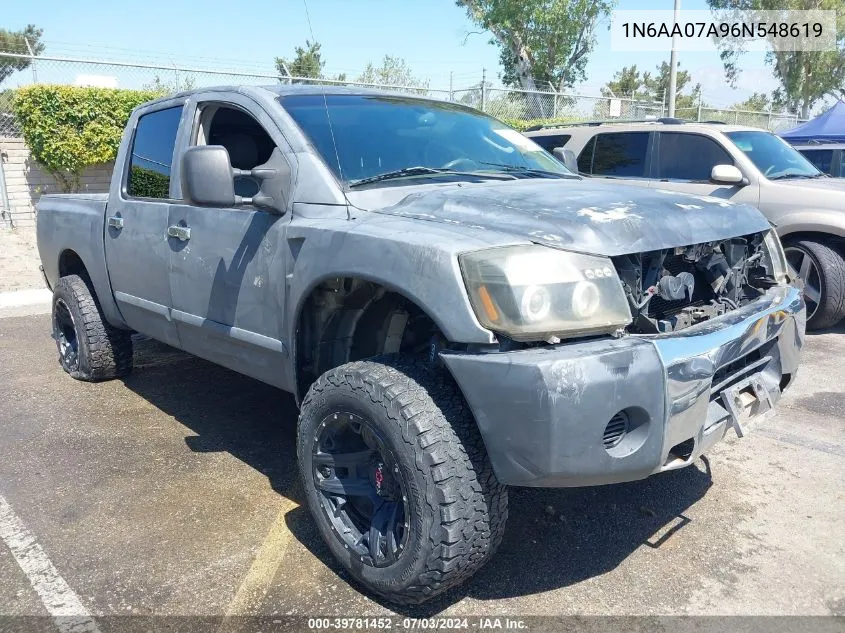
top-left (128, 165), bottom-right (170, 199)
top-left (13, 85), bottom-right (161, 192)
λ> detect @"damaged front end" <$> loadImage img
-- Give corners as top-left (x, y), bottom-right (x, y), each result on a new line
top-left (614, 230), bottom-right (789, 334)
top-left (441, 229), bottom-right (804, 488)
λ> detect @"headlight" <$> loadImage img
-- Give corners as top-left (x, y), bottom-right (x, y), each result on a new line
top-left (459, 245), bottom-right (632, 341)
top-left (763, 230), bottom-right (788, 283)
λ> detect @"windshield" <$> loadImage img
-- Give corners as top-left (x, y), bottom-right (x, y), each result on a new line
top-left (279, 94), bottom-right (571, 186)
top-left (726, 130), bottom-right (822, 180)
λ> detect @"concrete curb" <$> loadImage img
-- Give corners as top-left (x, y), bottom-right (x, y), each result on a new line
top-left (0, 288), bottom-right (51, 308)
top-left (0, 288), bottom-right (51, 319)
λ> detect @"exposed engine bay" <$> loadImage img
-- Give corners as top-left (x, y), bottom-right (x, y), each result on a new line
top-left (613, 232), bottom-right (781, 334)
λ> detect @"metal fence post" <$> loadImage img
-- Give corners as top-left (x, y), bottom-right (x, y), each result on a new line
top-left (481, 68), bottom-right (487, 113)
top-left (24, 37), bottom-right (38, 83)
top-left (0, 148), bottom-right (12, 229)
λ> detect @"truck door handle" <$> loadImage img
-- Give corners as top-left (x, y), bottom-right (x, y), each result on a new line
top-left (107, 216), bottom-right (124, 230)
top-left (167, 225), bottom-right (191, 241)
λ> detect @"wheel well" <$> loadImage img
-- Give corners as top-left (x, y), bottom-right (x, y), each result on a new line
top-left (58, 250), bottom-right (90, 281)
top-left (780, 231), bottom-right (845, 248)
top-left (295, 278), bottom-right (446, 399)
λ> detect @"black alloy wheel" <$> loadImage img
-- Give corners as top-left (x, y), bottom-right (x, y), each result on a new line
top-left (312, 411), bottom-right (409, 568)
top-left (53, 297), bottom-right (80, 372)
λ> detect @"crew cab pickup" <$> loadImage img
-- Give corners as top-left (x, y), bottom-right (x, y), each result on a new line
top-left (37, 86), bottom-right (805, 604)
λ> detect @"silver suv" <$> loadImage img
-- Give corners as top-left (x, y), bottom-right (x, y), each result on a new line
top-left (525, 120), bottom-right (845, 329)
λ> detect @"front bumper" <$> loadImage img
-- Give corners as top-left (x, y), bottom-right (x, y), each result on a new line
top-left (441, 284), bottom-right (805, 487)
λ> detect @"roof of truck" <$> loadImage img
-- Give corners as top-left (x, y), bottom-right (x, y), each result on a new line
top-left (138, 84), bottom-right (443, 109)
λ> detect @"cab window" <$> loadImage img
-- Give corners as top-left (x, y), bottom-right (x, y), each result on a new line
top-left (194, 104), bottom-right (278, 197)
top-left (126, 106), bottom-right (183, 199)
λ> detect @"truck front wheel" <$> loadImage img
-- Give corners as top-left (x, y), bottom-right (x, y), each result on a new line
top-left (297, 358), bottom-right (507, 604)
top-left (51, 275), bottom-right (133, 381)
top-left (783, 238), bottom-right (845, 330)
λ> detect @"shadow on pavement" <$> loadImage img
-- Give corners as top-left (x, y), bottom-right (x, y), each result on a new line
top-left (285, 461), bottom-right (712, 615)
top-left (121, 336), bottom-right (302, 499)
top-left (807, 320), bottom-right (845, 336)
top-left (122, 336), bottom-right (713, 614)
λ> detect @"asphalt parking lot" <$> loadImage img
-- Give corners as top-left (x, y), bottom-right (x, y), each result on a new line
top-left (0, 309), bottom-right (843, 627)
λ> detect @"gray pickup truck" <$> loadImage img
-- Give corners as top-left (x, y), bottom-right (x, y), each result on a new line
top-left (37, 85), bottom-right (804, 604)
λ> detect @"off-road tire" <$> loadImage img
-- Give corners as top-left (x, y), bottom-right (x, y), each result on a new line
top-left (52, 274), bottom-right (133, 381)
top-left (297, 357), bottom-right (508, 604)
top-left (784, 238), bottom-right (845, 330)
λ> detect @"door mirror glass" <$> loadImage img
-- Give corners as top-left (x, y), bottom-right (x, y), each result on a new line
top-left (181, 146), bottom-right (236, 206)
top-left (711, 164), bottom-right (745, 184)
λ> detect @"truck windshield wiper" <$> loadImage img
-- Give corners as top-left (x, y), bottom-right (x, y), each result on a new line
top-left (478, 162), bottom-right (577, 179)
top-left (348, 166), bottom-right (514, 188)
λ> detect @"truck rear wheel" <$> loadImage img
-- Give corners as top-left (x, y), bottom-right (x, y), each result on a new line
top-left (783, 238), bottom-right (845, 330)
top-left (51, 275), bottom-right (133, 381)
top-left (297, 357), bottom-right (507, 604)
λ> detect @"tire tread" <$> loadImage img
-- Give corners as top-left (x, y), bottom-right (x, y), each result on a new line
top-left (299, 357), bottom-right (507, 604)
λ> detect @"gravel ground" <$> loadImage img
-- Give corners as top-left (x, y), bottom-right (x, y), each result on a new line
top-left (0, 309), bottom-right (843, 632)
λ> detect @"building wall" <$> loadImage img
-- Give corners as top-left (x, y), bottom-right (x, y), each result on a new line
top-left (0, 137), bottom-right (114, 228)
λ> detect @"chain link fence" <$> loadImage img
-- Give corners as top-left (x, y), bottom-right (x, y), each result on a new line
top-left (0, 52), bottom-right (453, 138)
top-left (0, 51), bottom-right (807, 138)
top-left (452, 86), bottom-right (664, 124)
top-left (673, 106), bottom-right (804, 132)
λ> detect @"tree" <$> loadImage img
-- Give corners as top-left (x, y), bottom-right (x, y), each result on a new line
top-left (601, 61), bottom-right (703, 111)
top-left (275, 40), bottom-right (324, 83)
top-left (357, 56), bottom-right (429, 90)
top-left (706, 0), bottom-right (845, 118)
top-left (601, 65), bottom-right (649, 99)
top-left (732, 92), bottom-right (771, 111)
top-left (0, 25), bottom-right (45, 85)
top-left (143, 74), bottom-right (196, 94)
top-left (642, 61), bottom-right (702, 110)
top-left (457, 0), bottom-right (616, 103)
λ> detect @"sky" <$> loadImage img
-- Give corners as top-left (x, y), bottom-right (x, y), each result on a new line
top-left (4, 0), bottom-right (783, 109)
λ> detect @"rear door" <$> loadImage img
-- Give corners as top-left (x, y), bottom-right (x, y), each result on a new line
top-left (104, 101), bottom-right (189, 346)
top-left (653, 131), bottom-right (759, 204)
top-left (577, 130), bottom-right (654, 189)
top-left (166, 92), bottom-right (295, 388)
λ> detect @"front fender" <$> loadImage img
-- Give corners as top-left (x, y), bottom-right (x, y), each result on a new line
top-left (285, 214), bottom-right (516, 353)
top-left (775, 210), bottom-right (845, 239)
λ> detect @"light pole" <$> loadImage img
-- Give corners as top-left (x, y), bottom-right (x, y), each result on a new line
top-left (667, 0), bottom-right (680, 117)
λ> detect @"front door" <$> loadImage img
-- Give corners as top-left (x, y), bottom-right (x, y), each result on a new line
top-left (651, 132), bottom-right (760, 205)
top-left (104, 101), bottom-right (187, 347)
top-left (167, 94), bottom-right (294, 389)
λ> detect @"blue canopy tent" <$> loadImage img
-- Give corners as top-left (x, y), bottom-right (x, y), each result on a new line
top-left (780, 101), bottom-right (845, 144)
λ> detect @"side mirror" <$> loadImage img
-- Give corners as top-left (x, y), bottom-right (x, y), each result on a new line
top-left (553, 147), bottom-right (578, 174)
top-left (181, 146), bottom-right (236, 206)
top-left (241, 147), bottom-right (290, 215)
top-left (711, 164), bottom-right (746, 185)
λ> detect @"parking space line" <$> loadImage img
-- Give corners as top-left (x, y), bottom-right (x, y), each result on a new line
top-left (0, 493), bottom-right (101, 633)
top-left (218, 496), bottom-right (300, 628)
